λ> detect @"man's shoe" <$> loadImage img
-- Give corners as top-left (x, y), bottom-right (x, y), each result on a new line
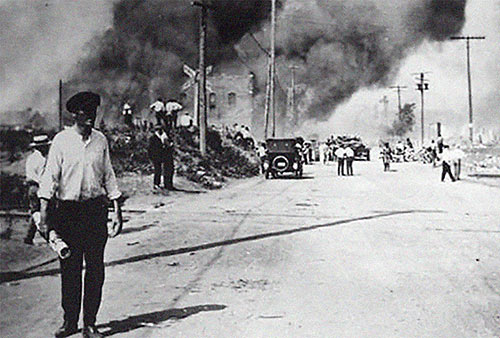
top-left (54, 322), bottom-right (78, 337)
top-left (82, 325), bottom-right (103, 338)
top-left (24, 238), bottom-right (34, 245)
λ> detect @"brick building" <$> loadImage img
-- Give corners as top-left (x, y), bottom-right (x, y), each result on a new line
top-left (181, 70), bottom-right (258, 132)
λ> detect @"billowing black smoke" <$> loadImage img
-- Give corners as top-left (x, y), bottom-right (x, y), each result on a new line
top-left (69, 0), bottom-right (466, 127)
top-left (275, 0), bottom-right (467, 121)
top-left (69, 0), bottom-right (275, 118)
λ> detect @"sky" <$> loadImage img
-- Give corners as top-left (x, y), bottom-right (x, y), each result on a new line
top-left (0, 0), bottom-right (498, 143)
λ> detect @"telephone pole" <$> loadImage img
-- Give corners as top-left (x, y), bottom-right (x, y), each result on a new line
top-left (289, 65), bottom-right (299, 126)
top-left (379, 95), bottom-right (389, 125)
top-left (415, 73), bottom-right (429, 146)
top-left (192, 0), bottom-right (211, 156)
top-left (263, 0), bottom-right (277, 139)
top-left (450, 36), bottom-right (485, 142)
top-left (389, 85), bottom-right (407, 113)
top-left (58, 79), bottom-right (63, 131)
top-left (270, 0), bottom-right (276, 137)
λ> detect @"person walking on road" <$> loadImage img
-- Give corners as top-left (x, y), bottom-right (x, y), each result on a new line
top-left (148, 124), bottom-right (175, 191)
top-left (381, 143), bottom-right (392, 172)
top-left (335, 146), bottom-right (346, 176)
top-left (319, 142), bottom-right (328, 165)
top-left (23, 134), bottom-right (51, 245)
top-left (38, 91), bottom-right (123, 338)
top-left (345, 146), bottom-right (354, 176)
top-left (440, 145), bottom-right (456, 182)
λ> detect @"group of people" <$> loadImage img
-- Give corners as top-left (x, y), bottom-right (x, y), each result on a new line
top-left (379, 138), bottom-right (465, 182)
top-left (124, 98), bottom-right (195, 132)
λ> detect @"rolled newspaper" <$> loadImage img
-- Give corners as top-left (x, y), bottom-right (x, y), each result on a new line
top-left (32, 211), bottom-right (71, 259)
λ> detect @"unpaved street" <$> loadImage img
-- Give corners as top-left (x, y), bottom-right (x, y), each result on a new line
top-left (2, 161), bottom-right (500, 337)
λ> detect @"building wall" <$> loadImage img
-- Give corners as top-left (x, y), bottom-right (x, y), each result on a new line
top-left (181, 71), bottom-right (256, 132)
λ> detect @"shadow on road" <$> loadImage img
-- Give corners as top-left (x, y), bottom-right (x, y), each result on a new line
top-left (0, 209), bottom-right (443, 284)
top-left (97, 304), bottom-right (226, 336)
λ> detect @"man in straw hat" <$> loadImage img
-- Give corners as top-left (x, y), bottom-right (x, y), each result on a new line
top-left (23, 134), bottom-right (51, 245)
top-left (38, 91), bottom-right (123, 338)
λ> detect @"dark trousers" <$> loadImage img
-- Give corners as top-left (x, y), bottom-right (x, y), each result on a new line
top-left (337, 158), bottom-right (345, 176)
top-left (346, 158), bottom-right (354, 176)
top-left (52, 198), bottom-right (108, 327)
top-left (441, 161), bottom-right (456, 182)
top-left (153, 158), bottom-right (174, 188)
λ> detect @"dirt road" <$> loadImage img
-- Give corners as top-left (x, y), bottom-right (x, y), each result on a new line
top-left (2, 161), bottom-right (500, 337)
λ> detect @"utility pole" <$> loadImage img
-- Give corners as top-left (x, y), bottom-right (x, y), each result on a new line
top-left (450, 36), bottom-right (485, 143)
top-left (264, 61), bottom-right (271, 139)
top-left (415, 73), bottom-right (429, 146)
top-left (389, 85), bottom-right (407, 113)
top-left (289, 65), bottom-right (298, 126)
top-left (192, 0), bottom-right (210, 156)
top-left (263, 0), bottom-right (276, 139)
top-left (58, 79), bottom-right (63, 131)
top-left (270, 0), bottom-right (276, 137)
top-left (379, 95), bottom-right (389, 125)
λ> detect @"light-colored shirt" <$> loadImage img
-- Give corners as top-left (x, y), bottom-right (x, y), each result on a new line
top-left (38, 126), bottom-right (121, 201)
top-left (179, 114), bottom-right (193, 127)
top-left (122, 103), bottom-right (132, 115)
top-left (150, 101), bottom-right (165, 113)
top-left (441, 149), bottom-right (454, 164)
top-left (344, 147), bottom-right (354, 158)
top-left (335, 148), bottom-right (345, 158)
top-left (25, 150), bottom-right (47, 184)
top-left (452, 149), bottom-right (465, 162)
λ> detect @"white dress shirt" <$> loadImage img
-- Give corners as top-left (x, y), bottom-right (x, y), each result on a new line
top-left (344, 147), bottom-right (354, 158)
top-left (38, 126), bottom-right (121, 201)
top-left (25, 149), bottom-right (47, 184)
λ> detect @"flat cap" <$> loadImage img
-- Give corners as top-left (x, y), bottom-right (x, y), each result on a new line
top-left (66, 91), bottom-right (101, 114)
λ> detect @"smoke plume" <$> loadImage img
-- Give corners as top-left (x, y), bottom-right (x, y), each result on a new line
top-left (68, 0), bottom-right (275, 119)
top-left (275, 0), bottom-right (467, 121)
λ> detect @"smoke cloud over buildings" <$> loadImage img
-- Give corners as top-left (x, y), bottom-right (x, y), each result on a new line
top-left (1, 0), bottom-right (474, 133)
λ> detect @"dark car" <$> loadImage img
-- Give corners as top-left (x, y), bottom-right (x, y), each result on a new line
top-left (264, 138), bottom-right (303, 179)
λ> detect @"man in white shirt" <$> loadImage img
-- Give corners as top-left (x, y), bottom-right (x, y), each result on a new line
top-left (344, 146), bottom-right (355, 176)
top-left (23, 134), bottom-right (51, 245)
top-left (335, 146), bottom-right (346, 176)
top-left (440, 145), bottom-right (456, 182)
top-left (149, 98), bottom-right (165, 125)
top-left (319, 142), bottom-right (328, 165)
top-left (38, 91), bottom-right (122, 338)
top-left (452, 145), bottom-right (465, 180)
top-left (122, 102), bottom-right (133, 128)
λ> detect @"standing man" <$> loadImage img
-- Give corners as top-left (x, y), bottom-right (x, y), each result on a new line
top-left (256, 142), bottom-right (268, 174)
top-left (148, 124), bottom-right (175, 191)
top-left (23, 134), bottom-right (51, 245)
top-left (335, 145), bottom-right (346, 176)
top-left (319, 142), bottom-right (328, 165)
top-left (344, 145), bottom-right (355, 176)
top-left (452, 144), bottom-right (465, 180)
top-left (150, 97), bottom-right (165, 126)
top-left (381, 142), bottom-right (392, 172)
top-left (122, 102), bottom-right (133, 128)
top-left (38, 91), bottom-right (123, 338)
top-left (439, 145), bottom-right (456, 182)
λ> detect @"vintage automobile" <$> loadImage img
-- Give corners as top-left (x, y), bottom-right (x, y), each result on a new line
top-left (264, 138), bottom-right (303, 179)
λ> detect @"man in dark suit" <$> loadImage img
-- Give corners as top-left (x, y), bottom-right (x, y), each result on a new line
top-left (148, 124), bottom-right (175, 191)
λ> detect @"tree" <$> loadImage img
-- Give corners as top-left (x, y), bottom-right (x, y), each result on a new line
top-left (388, 103), bottom-right (416, 137)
